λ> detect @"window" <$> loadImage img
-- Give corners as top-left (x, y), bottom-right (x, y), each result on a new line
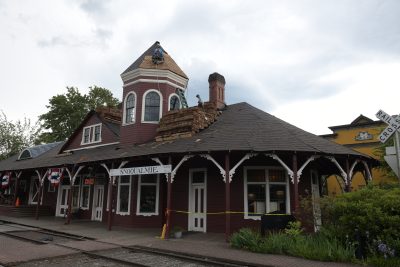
top-left (244, 167), bottom-right (289, 220)
top-left (143, 90), bottom-right (161, 122)
top-left (72, 185), bottom-right (80, 208)
top-left (94, 125), bottom-right (101, 142)
top-left (83, 128), bottom-right (90, 144)
top-left (19, 149), bottom-right (31, 160)
top-left (81, 123), bottom-right (102, 145)
top-left (169, 94), bottom-right (181, 111)
top-left (117, 176), bottom-right (131, 215)
top-left (80, 185), bottom-right (90, 209)
top-left (137, 174), bottom-right (159, 216)
top-left (125, 93), bottom-right (136, 124)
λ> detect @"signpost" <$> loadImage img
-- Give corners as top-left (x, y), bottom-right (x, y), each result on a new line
top-left (375, 110), bottom-right (400, 180)
top-left (110, 165), bottom-right (172, 177)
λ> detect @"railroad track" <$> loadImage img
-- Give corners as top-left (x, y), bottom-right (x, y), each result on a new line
top-left (0, 221), bottom-right (252, 267)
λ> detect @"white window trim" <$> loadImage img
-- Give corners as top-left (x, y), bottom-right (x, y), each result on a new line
top-left (141, 89), bottom-right (163, 124)
top-left (136, 174), bottom-right (160, 216)
top-left (80, 183), bottom-right (91, 210)
top-left (123, 91), bottom-right (137, 125)
top-left (168, 93), bottom-right (181, 111)
top-left (81, 123), bottom-right (102, 145)
top-left (243, 166), bottom-right (290, 221)
top-left (116, 176), bottom-right (132, 216)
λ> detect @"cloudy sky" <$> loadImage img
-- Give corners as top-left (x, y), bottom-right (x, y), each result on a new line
top-left (1, 0), bottom-right (399, 135)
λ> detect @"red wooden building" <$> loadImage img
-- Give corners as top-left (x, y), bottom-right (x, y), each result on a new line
top-left (0, 42), bottom-right (374, 239)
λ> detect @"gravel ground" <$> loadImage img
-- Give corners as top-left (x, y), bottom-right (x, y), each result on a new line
top-left (94, 248), bottom-right (219, 267)
top-left (16, 254), bottom-right (130, 267)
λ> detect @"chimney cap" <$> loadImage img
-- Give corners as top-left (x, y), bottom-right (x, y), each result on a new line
top-left (208, 72), bottom-right (225, 85)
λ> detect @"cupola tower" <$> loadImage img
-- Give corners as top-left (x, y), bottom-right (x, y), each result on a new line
top-left (120, 42), bottom-right (189, 145)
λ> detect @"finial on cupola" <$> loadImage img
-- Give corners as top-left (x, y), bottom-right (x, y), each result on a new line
top-left (152, 41), bottom-right (164, 64)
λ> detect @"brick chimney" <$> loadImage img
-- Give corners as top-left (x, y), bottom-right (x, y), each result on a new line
top-left (208, 72), bottom-right (226, 110)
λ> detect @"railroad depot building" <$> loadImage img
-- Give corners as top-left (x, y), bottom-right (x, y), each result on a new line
top-left (0, 42), bottom-right (375, 238)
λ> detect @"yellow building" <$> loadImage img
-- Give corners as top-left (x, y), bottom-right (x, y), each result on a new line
top-left (321, 115), bottom-right (397, 195)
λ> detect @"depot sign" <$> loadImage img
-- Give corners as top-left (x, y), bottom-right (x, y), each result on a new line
top-left (110, 165), bottom-right (171, 176)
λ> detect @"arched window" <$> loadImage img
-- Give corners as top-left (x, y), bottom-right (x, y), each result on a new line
top-left (169, 94), bottom-right (181, 111)
top-left (144, 91), bottom-right (161, 122)
top-left (125, 93), bottom-right (135, 123)
top-left (19, 149), bottom-right (31, 160)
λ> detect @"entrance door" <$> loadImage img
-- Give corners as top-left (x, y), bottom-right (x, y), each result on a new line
top-left (56, 185), bottom-right (70, 217)
top-left (92, 185), bottom-right (104, 221)
top-left (29, 177), bottom-right (40, 204)
top-left (311, 170), bottom-right (322, 231)
top-left (188, 169), bottom-right (207, 232)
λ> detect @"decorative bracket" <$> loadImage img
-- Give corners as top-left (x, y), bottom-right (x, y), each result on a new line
top-left (229, 153), bottom-right (257, 183)
top-left (35, 169), bottom-right (47, 186)
top-left (200, 154), bottom-right (226, 182)
top-left (171, 155), bottom-right (194, 182)
top-left (349, 159), bottom-right (360, 182)
top-left (325, 156), bottom-right (348, 184)
top-left (151, 157), bottom-right (169, 181)
top-left (265, 153), bottom-right (295, 183)
top-left (361, 160), bottom-right (372, 181)
top-left (297, 155), bottom-right (320, 180)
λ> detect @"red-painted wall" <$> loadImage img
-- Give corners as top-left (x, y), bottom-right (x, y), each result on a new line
top-left (120, 81), bottom-right (179, 145)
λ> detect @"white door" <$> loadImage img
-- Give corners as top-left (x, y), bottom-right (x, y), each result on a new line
top-left (92, 185), bottom-right (104, 221)
top-left (29, 177), bottom-right (40, 204)
top-left (188, 169), bottom-right (207, 232)
top-left (56, 185), bottom-right (70, 217)
top-left (311, 170), bottom-right (322, 231)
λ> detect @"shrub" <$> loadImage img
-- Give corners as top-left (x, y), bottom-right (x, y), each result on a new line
top-left (321, 185), bottom-right (400, 257)
top-left (230, 227), bottom-right (355, 262)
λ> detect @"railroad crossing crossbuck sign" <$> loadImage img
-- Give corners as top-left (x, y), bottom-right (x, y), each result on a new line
top-left (375, 110), bottom-right (400, 143)
top-left (376, 109), bottom-right (400, 179)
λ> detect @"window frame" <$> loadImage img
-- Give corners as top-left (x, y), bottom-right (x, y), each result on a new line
top-left (123, 91), bottom-right (137, 125)
top-left (168, 93), bottom-right (181, 111)
top-left (116, 175), bottom-right (132, 216)
top-left (81, 123), bottom-right (102, 145)
top-left (141, 89), bottom-right (163, 123)
top-left (136, 174), bottom-right (160, 216)
top-left (243, 166), bottom-right (290, 220)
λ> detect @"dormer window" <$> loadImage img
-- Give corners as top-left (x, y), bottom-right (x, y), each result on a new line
top-left (18, 149), bottom-right (32, 160)
top-left (81, 123), bottom-right (102, 145)
top-left (169, 94), bottom-right (181, 111)
top-left (124, 92), bottom-right (136, 124)
top-left (142, 90), bottom-right (162, 122)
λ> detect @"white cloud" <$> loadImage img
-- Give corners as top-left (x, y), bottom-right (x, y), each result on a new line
top-left (0, 0), bottom-right (399, 137)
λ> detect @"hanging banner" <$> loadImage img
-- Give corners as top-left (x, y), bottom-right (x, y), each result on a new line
top-left (1, 173), bottom-right (10, 188)
top-left (47, 168), bottom-right (64, 187)
top-left (110, 165), bottom-right (172, 176)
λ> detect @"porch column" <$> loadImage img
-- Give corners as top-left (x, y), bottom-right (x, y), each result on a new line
top-left (225, 153), bottom-right (231, 242)
top-left (34, 170), bottom-right (45, 220)
top-left (13, 171), bottom-right (22, 206)
top-left (107, 163), bottom-right (114, 231)
top-left (165, 156), bottom-right (173, 239)
top-left (292, 154), bottom-right (299, 212)
top-left (66, 183), bottom-right (74, 224)
top-left (65, 165), bottom-right (85, 225)
top-left (345, 159), bottom-right (351, 192)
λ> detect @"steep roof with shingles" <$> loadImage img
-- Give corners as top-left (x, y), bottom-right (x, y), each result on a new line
top-left (121, 42), bottom-right (188, 79)
top-left (0, 102), bottom-right (369, 171)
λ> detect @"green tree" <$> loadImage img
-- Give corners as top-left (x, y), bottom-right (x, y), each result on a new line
top-left (373, 133), bottom-right (398, 181)
top-left (38, 86), bottom-right (119, 143)
top-left (0, 112), bottom-right (41, 160)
